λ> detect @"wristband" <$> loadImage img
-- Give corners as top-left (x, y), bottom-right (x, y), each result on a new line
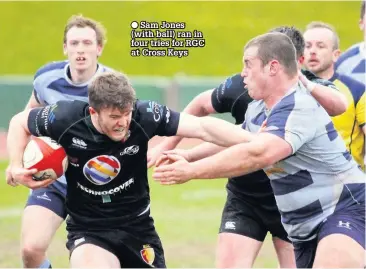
top-left (306, 81), bottom-right (316, 93)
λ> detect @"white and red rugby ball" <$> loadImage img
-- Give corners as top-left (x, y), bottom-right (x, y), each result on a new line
top-left (23, 136), bottom-right (68, 181)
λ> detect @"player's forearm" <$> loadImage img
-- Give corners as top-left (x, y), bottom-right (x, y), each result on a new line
top-left (155, 136), bottom-right (183, 152)
top-left (310, 84), bottom-right (348, 116)
top-left (186, 142), bottom-right (225, 162)
top-left (7, 113), bottom-right (31, 167)
top-left (191, 142), bottom-right (268, 179)
top-left (200, 117), bottom-right (254, 147)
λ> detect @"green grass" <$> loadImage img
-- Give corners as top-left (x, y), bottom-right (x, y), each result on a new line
top-left (0, 1), bottom-right (361, 76)
top-left (0, 160), bottom-right (278, 267)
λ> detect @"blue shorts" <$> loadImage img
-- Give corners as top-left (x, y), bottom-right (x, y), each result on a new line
top-left (25, 181), bottom-right (67, 219)
top-left (294, 203), bottom-right (365, 268)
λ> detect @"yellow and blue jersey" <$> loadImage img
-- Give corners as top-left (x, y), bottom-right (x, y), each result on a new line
top-left (330, 74), bottom-right (365, 170)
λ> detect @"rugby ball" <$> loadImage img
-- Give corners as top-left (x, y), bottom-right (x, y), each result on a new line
top-left (23, 136), bottom-right (68, 181)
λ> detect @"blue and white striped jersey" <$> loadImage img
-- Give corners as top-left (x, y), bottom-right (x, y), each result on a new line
top-left (335, 42), bottom-right (365, 87)
top-left (244, 83), bottom-right (365, 242)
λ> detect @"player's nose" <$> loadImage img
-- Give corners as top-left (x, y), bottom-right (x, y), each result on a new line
top-left (309, 47), bottom-right (317, 54)
top-left (76, 45), bottom-right (85, 53)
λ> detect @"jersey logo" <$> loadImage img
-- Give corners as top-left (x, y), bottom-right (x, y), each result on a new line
top-left (72, 137), bottom-right (87, 149)
top-left (140, 244), bottom-right (155, 266)
top-left (224, 77), bottom-right (232, 89)
top-left (337, 220), bottom-right (351, 230)
top-left (83, 155), bottom-right (121, 185)
top-left (147, 101), bottom-right (163, 122)
top-left (41, 104), bottom-right (58, 131)
top-left (224, 221), bottom-right (236, 230)
top-left (120, 145), bottom-right (139, 156)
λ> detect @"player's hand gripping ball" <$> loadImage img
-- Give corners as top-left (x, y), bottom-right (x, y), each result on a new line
top-left (23, 136), bottom-right (68, 181)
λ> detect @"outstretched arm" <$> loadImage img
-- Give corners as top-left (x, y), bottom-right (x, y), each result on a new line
top-left (153, 133), bottom-right (292, 184)
top-left (299, 72), bottom-right (347, 116)
top-left (176, 113), bottom-right (252, 147)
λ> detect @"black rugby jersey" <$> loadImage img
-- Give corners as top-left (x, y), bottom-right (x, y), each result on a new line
top-left (28, 99), bottom-right (180, 228)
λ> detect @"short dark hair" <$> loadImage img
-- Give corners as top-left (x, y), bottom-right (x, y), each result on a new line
top-left (269, 26), bottom-right (305, 59)
top-left (361, 1), bottom-right (365, 19)
top-left (88, 72), bottom-right (136, 112)
top-left (244, 32), bottom-right (298, 77)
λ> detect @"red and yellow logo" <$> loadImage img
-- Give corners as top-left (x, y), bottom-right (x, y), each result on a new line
top-left (140, 244), bottom-right (155, 266)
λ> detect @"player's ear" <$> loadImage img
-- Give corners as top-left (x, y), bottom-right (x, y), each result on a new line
top-left (269, 60), bottom-right (280, 75)
top-left (89, 106), bottom-right (96, 115)
top-left (332, 49), bottom-right (341, 62)
top-left (298, 56), bottom-right (305, 66)
top-left (359, 18), bottom-right (364, 31)
top-left (97, 45), bottom-right (104, 57)
top-left (63, 43), bottom-right (67, 56)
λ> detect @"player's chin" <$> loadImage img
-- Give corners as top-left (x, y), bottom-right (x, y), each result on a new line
top-left (304, 63), bottom-right (318, 72)
top-left (109, 135), bottom-right (125, 142)
top-left (108, 131), bottom-right (127, 142)
top-left (247, 89), bottom-right (258, 100)
top-left (73, 61), bottom-right (89, 71)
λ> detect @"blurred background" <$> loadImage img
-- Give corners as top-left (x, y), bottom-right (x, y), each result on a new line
top-left (0, 1), bottom-right (362, 267)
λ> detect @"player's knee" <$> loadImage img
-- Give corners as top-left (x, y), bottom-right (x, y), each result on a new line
top-left (70, 243), bottom-right (120, 268)
top-left (272, 238), bottom-right (296, 268)
top-left (216, 239), bottom-right (235, 267)
top-left (216, 251), bottom-right (254, 268)
top-left (21, 242), bottom-right (47, 261)
top-left (216, 254), bottom-right (237, 268)
top-left (216, 234), bottom-right (258, 268)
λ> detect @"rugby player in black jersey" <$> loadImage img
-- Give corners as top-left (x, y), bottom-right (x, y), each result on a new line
top-left (6, 71), bottom-right (256, 268)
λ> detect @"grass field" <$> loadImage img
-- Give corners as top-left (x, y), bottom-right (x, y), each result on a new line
top-left (0, 160), bottom-right (279, 267)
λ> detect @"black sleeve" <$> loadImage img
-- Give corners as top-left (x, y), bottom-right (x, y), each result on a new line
top-left (211, 73), bottom-right (253, 124)
top-left (211, 73), bottom-right (247, 113)
top-left (27, 101), bottom-right (73, 142)
top-left (135, 100), bottom-right (180, 138)
top-left (301, 69), bottom-right (338, 90)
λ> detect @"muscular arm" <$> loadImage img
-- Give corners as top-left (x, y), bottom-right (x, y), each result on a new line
top-left (190, 133), bottom-right (292, 179)
top-left (300, 73), bottom-right (347, 116)
top-left (309, 84), bottom-right (347, 116)
top-left (185, 142), bottom-right (225, 162)
top-left (176, 113), bottom-right (253, 147)
top-left (154, 95), bottom-right (317, 184)
top-left (154, 132), bottom-right (293, 182)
